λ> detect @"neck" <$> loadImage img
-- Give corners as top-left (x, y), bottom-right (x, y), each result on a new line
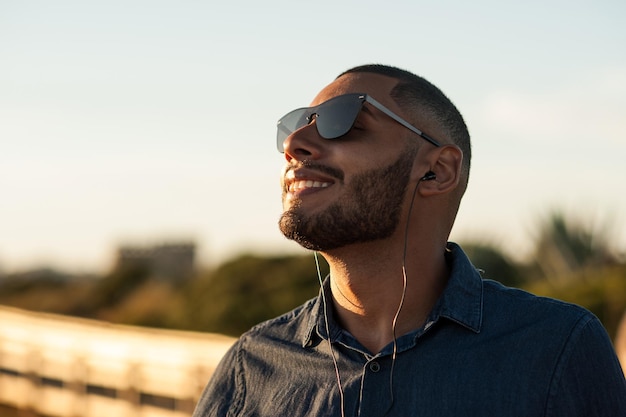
top-left (321, 237), bottom-right (449, 354)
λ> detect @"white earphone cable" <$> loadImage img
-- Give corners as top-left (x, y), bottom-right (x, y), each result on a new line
top-left (314, 175), bottom-right (426, 417)
top-left (315, 251), bottom-right (346, 417)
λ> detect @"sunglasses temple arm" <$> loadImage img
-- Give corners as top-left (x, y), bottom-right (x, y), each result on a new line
top-left (365, 96), bottom-right (442, 148)
top-left (418, 132), bottom-right (442, 148)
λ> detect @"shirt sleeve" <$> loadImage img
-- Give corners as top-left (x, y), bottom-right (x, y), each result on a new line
top-left (546, 314), bottom-right (626, 417)
top-left (192, 340), bottom-right (242, 417)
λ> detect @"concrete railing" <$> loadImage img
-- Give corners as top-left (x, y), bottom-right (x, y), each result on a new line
top-left (0, 306), bottom-right (235, 417)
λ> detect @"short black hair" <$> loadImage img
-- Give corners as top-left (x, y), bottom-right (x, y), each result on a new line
top-left (338, 64), bottom-right (471, 186)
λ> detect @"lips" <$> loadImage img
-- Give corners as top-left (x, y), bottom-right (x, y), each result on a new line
top-left (283, 167), bottom-right (337, 195)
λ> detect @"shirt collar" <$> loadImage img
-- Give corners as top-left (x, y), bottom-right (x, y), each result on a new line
top-left (302, 242), bottom-right (484, 347)
top-left (431, 242), bottom-right (483, 333)
top-left (302, 277), bottom-right (337, 348)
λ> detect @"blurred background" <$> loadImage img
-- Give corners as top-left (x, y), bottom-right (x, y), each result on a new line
top-left (1, 0), bottom-right (625, 274)
top-left (0, 1), bottom-right (625, 416)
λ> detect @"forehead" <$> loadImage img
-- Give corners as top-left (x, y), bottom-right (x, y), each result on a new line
top-left (311, 72), bottom-right (400, 108)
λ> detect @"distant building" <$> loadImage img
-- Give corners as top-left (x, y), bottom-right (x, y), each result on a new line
top-left (114, 243), bottom-right (195, 282)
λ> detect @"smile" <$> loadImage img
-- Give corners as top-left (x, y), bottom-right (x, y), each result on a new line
top-left (288, 180), bottom-right (332, 193)
top-left (283, 166), bottom-right (338, 195)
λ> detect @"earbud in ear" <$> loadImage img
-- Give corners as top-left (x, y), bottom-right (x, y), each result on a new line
top-left (421, 171), bottom-right (436, 181)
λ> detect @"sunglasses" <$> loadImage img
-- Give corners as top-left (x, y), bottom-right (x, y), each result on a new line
top-left (276, 93), bottom-right (441, 152)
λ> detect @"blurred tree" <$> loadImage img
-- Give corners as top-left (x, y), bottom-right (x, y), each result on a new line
top-left (524, 264), bottom-right (626, 339)
top-left (91, 280), bottom-right (181, 327)
top-left (181, 253), bottom-right (327, 336)
top-left (531, 211), bottom-right (619, 283)
top-left (77, 261), bottom-right (152, 315)
top-left (460, 243), bottom-right (524, 287)
top-left (0, 269), bottom-right (93, 313)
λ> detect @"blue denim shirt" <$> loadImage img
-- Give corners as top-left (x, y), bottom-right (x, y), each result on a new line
top-left (193, 243), bottom-right (626, 416)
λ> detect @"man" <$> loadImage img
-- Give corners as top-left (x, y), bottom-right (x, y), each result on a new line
top-left (193, 64), bottom-right (626, 416)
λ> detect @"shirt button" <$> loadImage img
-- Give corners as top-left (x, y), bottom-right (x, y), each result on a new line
top-left (369, 362), bottom-right (381, 372)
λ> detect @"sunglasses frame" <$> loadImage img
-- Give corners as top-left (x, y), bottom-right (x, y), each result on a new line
top-left (276, 93), bottom-right (442, 152)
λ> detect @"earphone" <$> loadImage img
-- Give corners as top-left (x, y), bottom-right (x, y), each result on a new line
top-left (421, 171), bottom-right (436, 181)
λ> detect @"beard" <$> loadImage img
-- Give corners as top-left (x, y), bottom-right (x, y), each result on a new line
top-left (278, 148), bottom-right (417, 251)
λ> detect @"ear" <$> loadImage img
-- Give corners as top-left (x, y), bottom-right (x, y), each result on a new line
top-left (415, 144), bottom-right (463, 197)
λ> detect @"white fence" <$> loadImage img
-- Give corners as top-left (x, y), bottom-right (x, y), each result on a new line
top-left (0, 306), bottom-right (235, 417)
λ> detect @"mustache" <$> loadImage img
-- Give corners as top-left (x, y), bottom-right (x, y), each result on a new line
top-left (287, 160), bottom-right (345, 182)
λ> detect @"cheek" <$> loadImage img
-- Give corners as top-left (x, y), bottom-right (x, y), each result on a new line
top-left (340, 152), bottom-right (404, 181)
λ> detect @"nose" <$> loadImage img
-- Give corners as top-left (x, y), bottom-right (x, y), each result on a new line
top-left (282, 122), bottom-right (323, 162)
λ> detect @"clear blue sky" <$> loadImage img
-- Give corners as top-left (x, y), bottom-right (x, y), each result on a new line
top-left (1, 0), bottom-right (625, 273)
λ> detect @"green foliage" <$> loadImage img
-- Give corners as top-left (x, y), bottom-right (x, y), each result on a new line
top-left (460, 243), bottom-right (524, 286)
top-left (0, 269), bottom-right (93, 314)
top-left (85, 262), bottom-right (152, 312)
top-left (531, 211), bottom-right (619, 281)
top-left (523, 265), bottom-right (626, 339)
top-left (85, 281), bottom-right (179, 327)
top-left (180, 254), bottom-right (327, 336)
top-left (0, 253), bottom-right (329, 337)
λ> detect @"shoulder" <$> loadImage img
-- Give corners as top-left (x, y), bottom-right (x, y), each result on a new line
top-left (479, 280), bottom-right (623, 380)
top-left (482, 278), bottom-right (589, 316)
top-left (480, 280), bottom-right (626, 413)
top-left (481, 278), bottom-right (595, 331)
top-left (236, 296), bottom-right (319, 347)
top-left (193, 297), bottom-right (320, 416)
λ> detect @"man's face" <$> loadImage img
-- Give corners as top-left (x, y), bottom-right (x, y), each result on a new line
top-left (278, 73), bottom-right (420, 251)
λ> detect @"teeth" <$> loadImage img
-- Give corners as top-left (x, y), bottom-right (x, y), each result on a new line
top-left (290, 180), bottom-right (331, 191)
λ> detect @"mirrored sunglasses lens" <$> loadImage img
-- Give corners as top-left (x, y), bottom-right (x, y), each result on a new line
top-left (316, 95), bottom-right (363, 139)
top-left (275, 94), bottom-right (364, 152)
